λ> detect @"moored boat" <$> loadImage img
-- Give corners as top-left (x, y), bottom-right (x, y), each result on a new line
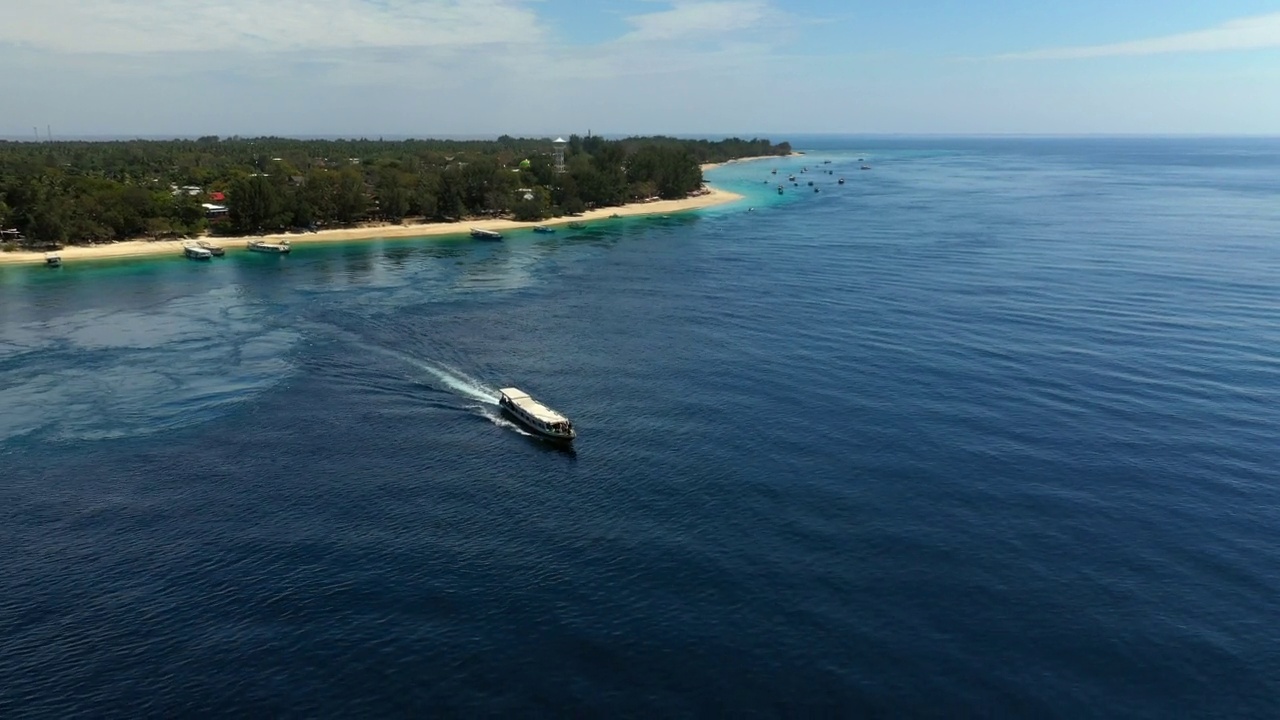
top-left (247, 240), bottom-right (291, 254)
top-left (838, 178), bottom-right (845, 184)
top-left (567, 221), bottom-right (587, 230)
top-left (183, 244), bottom-right (212, 260)
top-left (532, 225), bottom-right (555, 234)
top-left (197, 240), bottom-right (225, 256)
top-left (498, 387), bottom-right (576, 441)
top-left (44, 252), bottom-right (62, 267)
top-left (471, 228), bottom-right (502, 240)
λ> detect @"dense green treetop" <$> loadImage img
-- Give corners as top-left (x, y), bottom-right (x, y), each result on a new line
top-left (0, 135), bottom-right (791, 247)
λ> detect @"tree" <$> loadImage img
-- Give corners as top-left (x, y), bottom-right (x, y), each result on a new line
top-left (228, 175), bottom-right (284, 233)
top-left (512, 187), bottom-right (549, 221)
top-left (333, 168), bottom-right (367, 224)
top-left (376, 169), bottom-right (412, 223)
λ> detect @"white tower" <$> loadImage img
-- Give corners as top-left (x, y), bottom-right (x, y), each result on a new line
top-left (553, 137), bottom-right (567, 174)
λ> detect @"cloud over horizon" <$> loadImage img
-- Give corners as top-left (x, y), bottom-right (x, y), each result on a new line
top-left (1, 1), bottom-right (1276, 136)
top-left (997, 11), bottom-right (1280, 60)
top-left (0, 0), bottom-right (546, 54)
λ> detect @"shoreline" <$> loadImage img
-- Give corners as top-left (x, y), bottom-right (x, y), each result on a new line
top-left (0, 183), bottom-right (745, 266)
top-left (700, 151), bottom-right (804, 172)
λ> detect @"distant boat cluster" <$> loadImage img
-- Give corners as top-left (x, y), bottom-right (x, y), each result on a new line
top-left (768, 156), bottom-right (870, 196)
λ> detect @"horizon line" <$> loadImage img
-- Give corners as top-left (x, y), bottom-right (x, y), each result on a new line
top-left (3, 132), bottom-right (1280, 144)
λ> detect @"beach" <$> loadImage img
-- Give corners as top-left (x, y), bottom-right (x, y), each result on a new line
top-left (700, 151), bottom-right (803, 172)
top-left (0, 183), bottom-right (744, 266)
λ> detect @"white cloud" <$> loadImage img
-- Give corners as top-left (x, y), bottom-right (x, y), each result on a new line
top-left (0, 0), bottom-right (813, 136)
top-left (997, 11), bottom-right (1280, 60)
top-left (0, 0), bottom-right (546, 54)
top-left (620, 1), bottom-right (774, 42)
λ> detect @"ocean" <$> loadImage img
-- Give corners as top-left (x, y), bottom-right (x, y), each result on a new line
top-left (2, 137), bottom-right (1279, 717)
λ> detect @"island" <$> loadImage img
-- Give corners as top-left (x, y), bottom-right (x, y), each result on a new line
top-left (0, 134), bottom-right (792, 264)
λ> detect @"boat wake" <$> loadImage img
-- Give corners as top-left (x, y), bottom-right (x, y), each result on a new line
top-left (348, 342), bottom-right (499, 405)
top-left (405, 358), bottom-right (499, 405)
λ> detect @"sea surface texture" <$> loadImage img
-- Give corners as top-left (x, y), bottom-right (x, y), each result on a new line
top-left (2, 138), bottom-right (1279, 717)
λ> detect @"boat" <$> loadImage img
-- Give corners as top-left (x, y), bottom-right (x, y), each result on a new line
top-left (532, 225), bottom-right (555, 234)
top-left (788, 174), bottom-right (796, 182)
top-left (609, 213), bottom-right (621, 219)
top-left (183, 244), bottom-right (212, 260)
top-left (247, 240), bottom-right (291, 254)
top-left (44, 252), bottom-right (61, 267)
top-left (196, 240), bottom-right (225, 256)
top-left (838, 178), bottom-right (845, 185)
top-left (567, 221), bottom-right (587, 230)
top-left (771, 169), bottom-right (777, 174)
top-left (470, 228), bottom-right (502, 240)
top-left (498, 387), bottom-right (576, 441)
top-left (777, 186), bottom-right (784, 195)
top-left (861, 165), bottom-right (872, 171)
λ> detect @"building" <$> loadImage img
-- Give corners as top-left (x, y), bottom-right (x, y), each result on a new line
top-left (202, 203), bottom-right (229, 219)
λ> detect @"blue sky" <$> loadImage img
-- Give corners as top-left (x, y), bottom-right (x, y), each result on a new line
top-left (3, 0), bottom-right (1279, 137)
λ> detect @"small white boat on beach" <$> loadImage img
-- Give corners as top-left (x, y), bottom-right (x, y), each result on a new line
top-left (498, 387), bottom-right (576, 441)
top-left (247, 240), bottom-right (291, 254)
top-left (196, 240), bottom-right (225, 256)
top-left (183, 244), bottom-right (213, 260)
top-left (471, 228), bottom-right (502, 240)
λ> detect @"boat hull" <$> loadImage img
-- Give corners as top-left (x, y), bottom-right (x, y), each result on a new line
top-left (247, 243), bottom-right (291, 254)
top-left (498, 399), bottom-right (576, 441)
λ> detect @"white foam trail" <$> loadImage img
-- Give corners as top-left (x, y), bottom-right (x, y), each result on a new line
top-left (353, 342), bottom-right (499, 404)
top-left (415, 361), bottom-right (500, 404)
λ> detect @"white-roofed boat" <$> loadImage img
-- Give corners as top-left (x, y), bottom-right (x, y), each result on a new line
top-left (196, 240), bottom-right (225, 256)
top-left (44, 252), bottom-right (62, 267)
top-left (498, 387), bottom-right (576, 441)
top-left (471, 228), bottom-right (502, 240)
top-left (248, 239), bottom-right (291, 254)
top-left (183, 244), bottom-right (212, 260)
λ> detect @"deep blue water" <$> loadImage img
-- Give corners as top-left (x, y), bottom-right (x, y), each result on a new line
top-left (3, 138), bottom-right (1280, 717)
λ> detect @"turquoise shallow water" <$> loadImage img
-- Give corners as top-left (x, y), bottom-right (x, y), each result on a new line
top-left (2, 138), bottom-right (1280, 716)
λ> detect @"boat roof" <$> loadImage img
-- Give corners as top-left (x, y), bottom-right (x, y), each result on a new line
top-left (500, 387), bottom-right (570, 424)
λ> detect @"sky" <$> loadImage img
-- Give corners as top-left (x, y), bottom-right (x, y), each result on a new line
top-left (2, 0), bottom-right (1279, 137)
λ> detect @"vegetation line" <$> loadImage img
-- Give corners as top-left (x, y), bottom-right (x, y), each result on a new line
top-left (0, 134), bottom-right (790, 251)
